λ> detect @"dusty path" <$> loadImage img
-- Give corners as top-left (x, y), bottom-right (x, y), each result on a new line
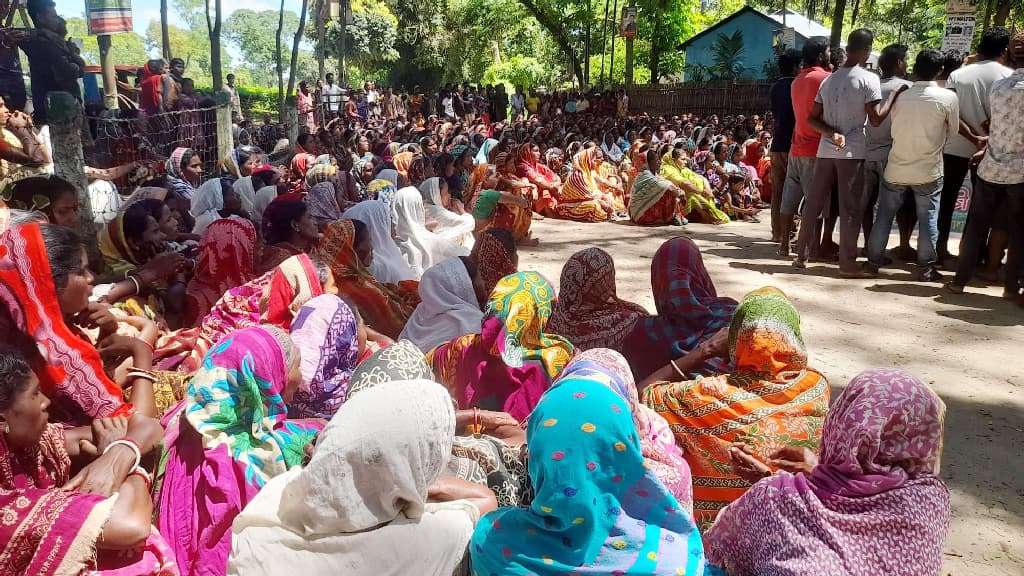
top-left (521, 216), bottom-right (1023, 575)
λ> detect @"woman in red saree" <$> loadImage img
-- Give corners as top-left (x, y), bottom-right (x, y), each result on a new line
top-left (514, 142), bottom-right (559, 215)
top-left (184, 218), bottom-right (258, 327)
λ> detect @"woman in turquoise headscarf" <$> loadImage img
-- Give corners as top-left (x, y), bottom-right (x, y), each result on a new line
top-left (470, 376), bottom-right (710, 575)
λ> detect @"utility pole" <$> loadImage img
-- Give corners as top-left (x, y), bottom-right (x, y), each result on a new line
top-left (610, 0), bottom-right (619, 82)
top-left (97, 35), bottom-right (118, 110)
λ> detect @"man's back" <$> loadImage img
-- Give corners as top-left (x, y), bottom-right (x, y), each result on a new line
top-left (789, 66), bottom-right (830, 157)
top-left (814, 65), bottom-right (882, 160)
top-left (865, 76), bottom-right (913, 161)
top-left (769, 76), bottom-right (795, 153)
top-left (885, 82), bottom-right (959, 185)
top-left (944, 60), bottom-right (1012, 157)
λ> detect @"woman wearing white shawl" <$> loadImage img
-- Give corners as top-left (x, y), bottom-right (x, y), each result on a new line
top-left (342, 200), bottom-right (418, 283)
top-left (191, 177), bottom-right (247, 235)
top-left (475, 138), bottom-right (498, 165)
top-left (252, 185), bottom-right (278, 235)
top-left (400, 257), bottom-right (483, 352)
top-left (232, 175), bottom-right (258, 218)
top-left (227, 380), bottom-right (481, 576)
top-left (419, 177), bottom-right (475, 250)
top-left (393, 186), bottom-right (469, 277)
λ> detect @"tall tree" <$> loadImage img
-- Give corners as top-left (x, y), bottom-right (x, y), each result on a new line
top-left (513, 0), bottom-right (586, 84)
top-left (276, 0), bottom-right (286, 114)
top-left (205, 0), bottom-right (224, 89)
top-left (287, 0), bottom-right (311, 102)
top-left (161, 0), bottom-right (171, 59)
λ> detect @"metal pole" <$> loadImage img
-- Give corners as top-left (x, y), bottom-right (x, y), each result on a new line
top-left (624, 0), bottom-right (635, 87)
top-left (610, 0), bottom-right (619, 83)
top-left (97, 34), bottom-right (118, 111)
top-left (600, 0), bottom-right (611, 84)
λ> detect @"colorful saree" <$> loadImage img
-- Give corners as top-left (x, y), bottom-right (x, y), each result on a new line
top-left (705, 368), bottom-right (947, 576)
top-left (289, 295), bottom-right (360, 419)
top-left (514, 143), bottom-right (559, 214)
top-left (621, 236), bottom-right (738, 381)
top-left (556, 148), bottom-right (610, 222)
top-left (315, 220), bottom-right (419, 340)
top-left (157, 327), bottom-right (323, 576)
top-left (0, 425), bottom-right (178, 576)
top-left (556, 348), bottom-right (694, 513)
top-left (470, 378), bottom-right (708, 575)
top-left (469, 228), bottom-right (517, 295)
top-left (426, 271), bottom-right (574, 421)
top-left (184, 218), bottom-right (258, 327)
top-left (661, 154), bottom-right (730, 224)
top-left (154, 254), bottom-right (323, 372)
top-left (0, 223), bottom-right (130, 423)
top-left (642, 287), bottom-right (830, 529)
top-left (547, 247), bottom-right (648, 352)
top-left (628, 169), bottom-right (686, 225)
top-left (98, 208), bottom-right (148, 276)
top-left (306, 182), bottom-right (344, 224)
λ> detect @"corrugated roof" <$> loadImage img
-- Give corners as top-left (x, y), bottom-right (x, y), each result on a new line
top-left (768, 9), bottom-right (831, 40)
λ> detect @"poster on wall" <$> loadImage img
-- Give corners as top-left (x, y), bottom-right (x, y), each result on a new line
top-left (620, 6), bottom-right (637, 38)
top-left (86, 0), bottom-right (133, 35)
top-left (942, 14), bottom-right (976, 53)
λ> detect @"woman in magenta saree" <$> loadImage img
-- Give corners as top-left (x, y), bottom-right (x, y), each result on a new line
top-left (156, 326), bottom-right (323, 576)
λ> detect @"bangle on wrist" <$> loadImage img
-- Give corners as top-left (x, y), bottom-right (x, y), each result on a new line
top-left (669, 358), bottom-right (686, 379)
top-left (129, 467), bottom-right (152, 492)
top-left (104, 438), bottom-right (142, 472)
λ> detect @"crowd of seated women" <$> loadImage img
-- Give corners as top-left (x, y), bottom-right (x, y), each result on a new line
top-left (0, 115), bottom-right (948, 576)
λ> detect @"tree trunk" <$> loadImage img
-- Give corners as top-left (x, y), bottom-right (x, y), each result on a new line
top-left (993, 0), bottom-right (1011, 26)
top-left (600, 0), bottom-right (611, 83)
top-left (981, 0), bottom-right (993, 30)
top-left (516, 0), bottom-right (586, 85)
top-left (287, 0), bottom-right (309, 100)
top-left (207, 0), bottom-right (224, 90)
top-left (275, 0), bottom-right (285, 120)
top-left (649, 0), bottom-right (667, 83)
top-left (161, 0), bottom-right (171, 60)
top-left (315, 0), bottom-right (324, 81)
top-left (584, 0), bottom-right (592, 85)
top-left (829, 0), bottom-right (846, 48)
top-left (850, 0), bottom-right (860, 25)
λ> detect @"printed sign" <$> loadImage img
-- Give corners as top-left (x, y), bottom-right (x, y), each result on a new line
top-left (620, 7), bottom-right (637, 38)
top-left (946, 0), bottom-right (979, 14)
top-left (950, 173), bottom-right (971, 234)
top-left (86, 0), bottom-right (133, 35)
top-left (942, 14), bottom-right (976, 53)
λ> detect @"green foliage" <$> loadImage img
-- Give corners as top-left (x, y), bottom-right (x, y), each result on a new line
top-left (481, 55), bottom-right (556, 90)
top-left (64, 17), bottom-right (148, 67)
top-left (224, 9), bottom-right (300, 87)
top-left (237, 86), bottom-right (280, 118)
top-left (685, 30), bottom-right (751, 81)
top-left (587, 41), bottom-right (652, 86)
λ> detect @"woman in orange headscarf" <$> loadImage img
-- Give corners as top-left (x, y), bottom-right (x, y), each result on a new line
top-left (556, 147), bottom-right (618, 222)
top-left (515, 143), bottom-right (560, 216)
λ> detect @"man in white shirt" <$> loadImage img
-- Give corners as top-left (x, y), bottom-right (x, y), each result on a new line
top-left (510, 86), bottom-right (526, 120)
top-left (321, 73), bottom-right (343, 120)
top-left (866, 49), bottom-right (958, 281)
top-left (949, 32), bottom-right (1024, 303)
top-left (795, 28), bottom-right (900, 276)
top-left (936, 27), bottom-right (1012, 263)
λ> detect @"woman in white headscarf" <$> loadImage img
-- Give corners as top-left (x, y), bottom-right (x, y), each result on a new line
top-left (342, 200), bottom-right (417, 283)
top-left (419, 177), bottom-right (475, 250)
top-left (400, 257), bottom-right (484, 353)
top-left (190, 177), bottom-right (247, 235)
top-left (252, 184), bottom-right (277, 235)
top-left (392, 186), bottom-right (469, 277)
top-left (232, 175), bottom-right (258, 219)
top-left (227, 380), bottom-right (489, 576)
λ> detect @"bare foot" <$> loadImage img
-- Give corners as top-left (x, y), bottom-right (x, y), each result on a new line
top-left (517, 237), bottom-right (540, 247)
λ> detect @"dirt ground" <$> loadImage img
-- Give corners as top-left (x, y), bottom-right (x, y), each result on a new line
top-left (521, 216), bottom-right (1023, 576)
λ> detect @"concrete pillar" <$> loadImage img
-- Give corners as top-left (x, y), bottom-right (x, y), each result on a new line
top-left (214, 91), bottom-right (233, 165)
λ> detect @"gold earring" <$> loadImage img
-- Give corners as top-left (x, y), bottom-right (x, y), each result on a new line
top-left (1, 421), bottom-right (8, 435)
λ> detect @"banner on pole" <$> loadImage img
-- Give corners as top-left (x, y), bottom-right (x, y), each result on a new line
top-left (86, 0), bottom-right (133, 35)
top-left (945, 0), bottom-right (979, 14)
top-left (942, 14), bottom-right (976, 53)
top-left (620, 7), bottom-right (637, 38)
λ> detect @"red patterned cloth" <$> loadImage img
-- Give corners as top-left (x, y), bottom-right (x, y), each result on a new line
top-left (184, 218), bottom-right (258, 327)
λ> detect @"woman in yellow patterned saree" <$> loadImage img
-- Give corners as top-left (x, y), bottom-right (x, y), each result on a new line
top-left (427, 271), bottom-right (574, 422)
top-left (556, 148), bottom-right (619, 222)
top-left (641, 286), bottom-right (829, 529)
top-left (659, 147), bottom-right (730, 225)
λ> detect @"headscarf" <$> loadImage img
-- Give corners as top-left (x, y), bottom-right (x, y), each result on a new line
top-left (470, 378), bottom-right (707, 575)
top-left (253, 185), bottom-right (278, 232)
top-left (304, 163), bottom-right (337, 188)
top-left (347, 339), bottom-right (432, 399)
top-left (118, 186), bottom-right (167, 213)
top-left (560, 147), bottom-right (602, 202)
top-left (407, 154), bottom-right (429, 186)
top-left (342, 200), bottom-right (417, 283)
top-left (0, 223), bottom-right (129, 423)
top-left (641, 287), bottom-right (829, 529)
top-left (366, 178), bottom-right (398, 210)
top-left (392, 151), bottom-right (414, 179)
top-left (705, 368), bottom-right (948, 576)
top-left (289, 295), bottom-right (360, 419)
top-left (232, 175), bottom-right (258, 220)
top-left (167, 147), bottom-right (198, 199)
top-left (448, 144), bottom-right (468, 162)
top-left (220, 148), bottom-right (241, 179)
top-left (185, 218), bottom-right (258, 327)
top-left (98, 204), bottom-right (153, 276)
top-left (427, 272), bottom-right (574, 421)
top-left (400, 257), bottom-right (483, 353)
top-left (622, 236), bottom-right (737, 380)
top-left (419, 177), bottom-right (475, 249)
top-left (351, 157), bottom-right (373, 200)
top-left (470, 228), bottom-right (516, 295)
top-left (190, 177), bottom-right (227, 235)
top-left (393, 186), bottom-right (469, 277)
top-left (158, 326), bottom-right (323, 576)
top-left (306, 182), bottom-right (343, 224)
top-left (315, 220), bottom-right (419, 340)
top-left (227, 380), bottom-right (476, 576)
top-left (515, 142), bottom-right (560, 187)
top-left (547, 247), bottom-right (648, 352)
top-left (475, 138), bottom-right (498, 165)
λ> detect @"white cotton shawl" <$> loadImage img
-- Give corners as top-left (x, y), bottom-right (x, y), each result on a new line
top-left (393, 186), bottom-right (469, 277)
top-left (419, 178), bottom-right (476, 250)
top-left (252, 185), bottom-right (278, 235)
top-left (190, 178), bottom-right (224, 235)
top-left (227, 380), bottom-right (478, 576)
top-left (399, 257), bottom-right (483, 353)
top-left (342, 200), bottom-right (418, 283)
top-left (232, 175), bottom-right (257, 219)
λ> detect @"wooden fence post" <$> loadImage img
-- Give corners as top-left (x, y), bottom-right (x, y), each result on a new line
top-left (214, 91), bottom-right (234, 166)
top-left (46, 91), bottom-right (100, 265)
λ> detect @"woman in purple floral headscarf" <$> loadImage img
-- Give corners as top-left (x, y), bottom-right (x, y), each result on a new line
top-left (288, 295), bottom-right (365, 419)
top-left (704, 367), bottom-right (949, 576)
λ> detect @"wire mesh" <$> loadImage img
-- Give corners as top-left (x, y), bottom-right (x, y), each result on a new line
top-left (84, 104), bottom-right (225, 179)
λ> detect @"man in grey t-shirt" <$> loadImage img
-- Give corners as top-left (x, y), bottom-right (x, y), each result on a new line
top-left (793, 28), bottom-right (900, 276)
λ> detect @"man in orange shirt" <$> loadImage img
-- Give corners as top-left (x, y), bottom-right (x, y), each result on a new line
top-left (778, 37), bottom-right (830, 256)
